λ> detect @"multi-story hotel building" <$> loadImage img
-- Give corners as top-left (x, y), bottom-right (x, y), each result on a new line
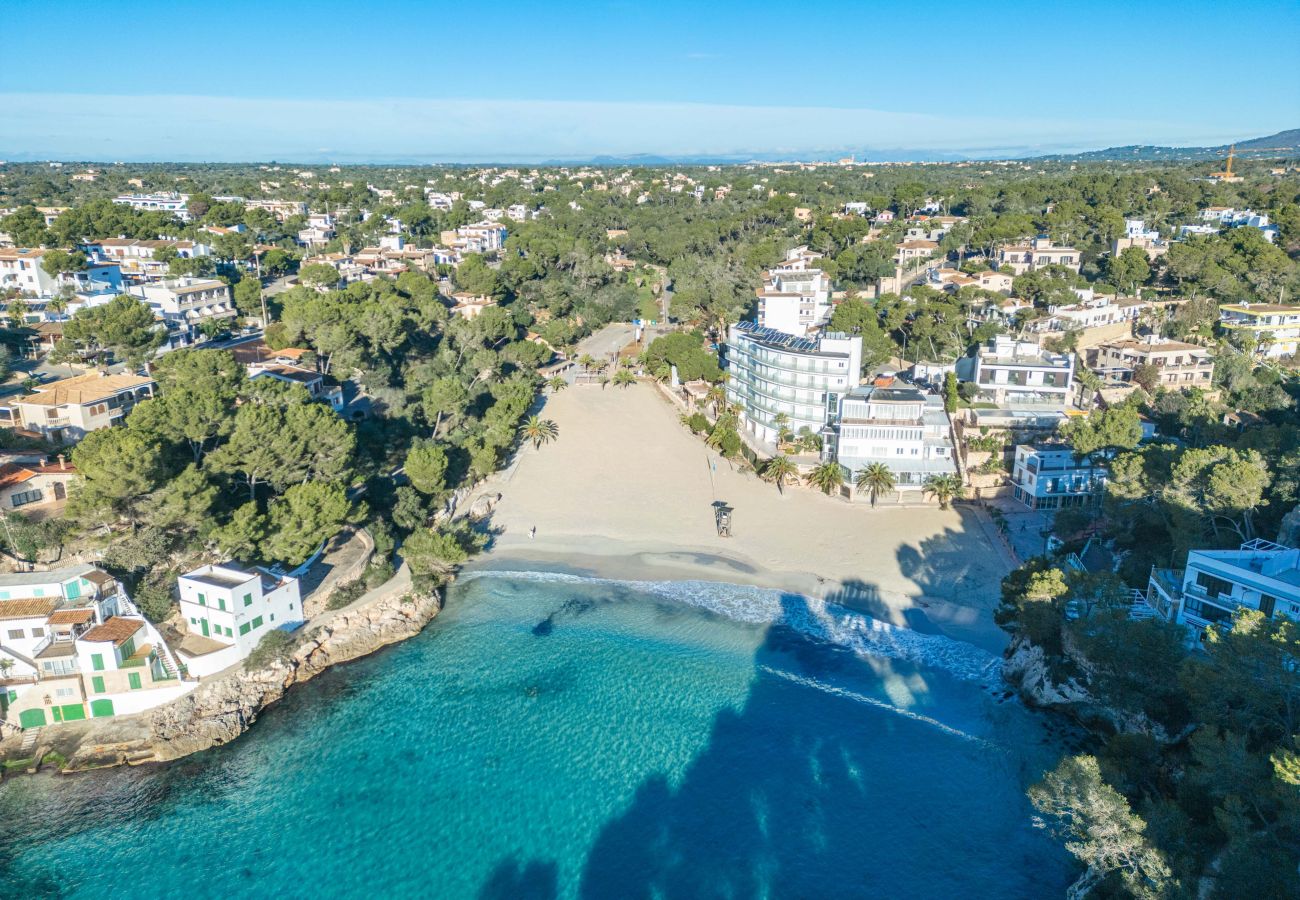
top-left (723, 322), bottom-right (862, 446)
top-left (830, 385), bottom-right (957, 491)
top-left (1218, 303), bottom-right (1300, 359)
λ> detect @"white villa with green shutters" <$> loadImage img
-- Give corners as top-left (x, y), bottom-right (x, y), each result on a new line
top-left (175, 564), bottom-right (303, 678)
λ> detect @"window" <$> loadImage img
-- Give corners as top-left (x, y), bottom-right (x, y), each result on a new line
top-left (92, 676), bottom-right (105, 693)
top-left (197, 593), bottom-right (206, 606)
top-left (243, 593), bottom-right (253, 607)
top-left (239, 622), bottom-right (251, 636)
top-left (91, 653), bottom-right (104, 671)
top-left (55, 686), bottom-right (75, 698)
top-left (1195, 571), bottom-right (1234, 599)
top-left (10, 489), bottom-right (43, 507)
top-left (31, 626), bottom-right (44, 637)
top-left (270, 614), bottom-right (275, 622)
top-left (6, 628), bottom-right (22, 640)
top-left (218, 597), bottom-right (226, 611)
top-left (251, 616), bottom-right (264, 629)
top-left (128, 672), bottom-right (142, 690)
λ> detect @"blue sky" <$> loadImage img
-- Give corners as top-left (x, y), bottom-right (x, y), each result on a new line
top-left (2, 0), bottom-right (1297, 161)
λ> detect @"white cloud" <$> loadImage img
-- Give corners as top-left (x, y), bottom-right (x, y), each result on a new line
top-left (0, 93), bottom-right (1271, 162)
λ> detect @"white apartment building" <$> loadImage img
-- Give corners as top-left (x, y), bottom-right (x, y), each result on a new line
top-left (832, 386), bottom-right (956, 491)
top-left (756, 262), bottom-right (833, 337)
top-left (440, 222), bottom-right (508, 255)
top-left (1218, 303), bottom-right (1300, 359)
top-left (244, 199), bottom-right (308, 221)
top-left (1030, 288), bottom-right (1142, 333)
top-left (997, 237), bottom-right (1081, 275)
top-left (128, 277), bottom-right (236, 347)
top-left (1146, 539), bottom-right (1300, 641)
top-left (1010, 444), bottom-right (1108, 511)
top-left (0, 372), bottom-right (155, 444)
top-left (175, 564), bottom-right (303, 677)
top-left (0, 248), bottom-right (123, 302)
top-left (966, 335), bottom-right (1075, 408)
top-left (724, 321), bottom-right (862, 445)
top-left (112, 192), bottom-right (190, 221)
top-left (0, 565), bottom-right (191, 729)
top-left (91, 238), bottom-right (211, 281)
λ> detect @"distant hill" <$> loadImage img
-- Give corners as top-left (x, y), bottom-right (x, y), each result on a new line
top-left (1033, 129), bottom-right (1300, 163)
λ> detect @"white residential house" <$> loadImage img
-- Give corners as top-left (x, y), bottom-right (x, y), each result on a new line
top-left (965, 335), bottom-right (1075, 408)
top-left (175, 564), bottom-right (304, 678)
top-left (128, 277), bottom-right (236, 347)
top-left (831, 386), bottom-right (957, 492)
top-left (1146, 539), bottom-right (1300, 642)
top-left (1089, 336), bottom-right (1214, 387)
top-left (997, 237), bottom-right (1081, 275)
top-left (112, 192), bottom-right (190, 221)
top-left (0, 372), bottom-right (155, 444)
top-left (724, 321), bottom-right (862, 446)
top-left (1010, 444), bottom-right (1108, 510)
top-left (298, 213), bottom-right (336, 247)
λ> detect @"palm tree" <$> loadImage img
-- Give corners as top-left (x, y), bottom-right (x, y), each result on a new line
top-left (855, 463), bottom-right (897, 507)
top-left (705, 384), bottom-right (726, 415)
top-left (598, 375), bottom-right (611, 390)
top-left (613, 369), bottom-right (637, 388)
top-left (547, 375), bottom-right (568, 393)
top-left (761, 455), bottom-right (799, 495)
top-left (577, 354), bottom-right (596, 371)
top-left (518, 415), bottom-right (559, 450)
top-left (805, 461), bottom-right (845, 496)
top-left (923, 474), bottom-right (965, 509)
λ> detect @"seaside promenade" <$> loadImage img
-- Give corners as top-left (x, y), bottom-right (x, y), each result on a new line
top-left (472, 382), bottom-right (1015, 653)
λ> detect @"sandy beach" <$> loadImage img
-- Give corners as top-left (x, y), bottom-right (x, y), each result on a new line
top-left (469, 383), bottom-right (1016, 653)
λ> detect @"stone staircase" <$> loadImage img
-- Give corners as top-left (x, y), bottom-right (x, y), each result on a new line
top-left (19, 726), bottom-right (40, 755)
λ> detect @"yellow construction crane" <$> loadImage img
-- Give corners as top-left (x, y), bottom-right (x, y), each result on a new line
top-left (1210, 145), bottom-right (1241, 181)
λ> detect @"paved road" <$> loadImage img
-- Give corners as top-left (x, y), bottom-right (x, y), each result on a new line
top-left (576, 322), bottom-right (670, 365)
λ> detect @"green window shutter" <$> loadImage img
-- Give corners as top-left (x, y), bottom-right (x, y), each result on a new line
top-left (218, 597), bottom-right (226, 611)
top-left (251, 616), bottom-right (264, 629)
top-left (128, 672), bottom-right (142, 690)
top-left (244, 593), bottom-right (253, 607)
top-left (120, 637), bottom-right (135, 660)
top-left (197, 593), bottom-right (205, 605)
top-left (90, 698), bottom-right (115, 718)
top-left (52, 706), bottom-right (62, 722)
top-left (91, 653), bottom-right (104, 672)
top-left (91, 676), bottom-right (105, 694)
top-left (239, 622), bottom-right (251, 636)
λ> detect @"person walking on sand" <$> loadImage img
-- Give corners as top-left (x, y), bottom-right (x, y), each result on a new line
top-left (529, 526), bottom-right (536, 539)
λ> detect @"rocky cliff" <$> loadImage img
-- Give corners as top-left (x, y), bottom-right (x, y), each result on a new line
top-left (1003, 633), bottom-right (1184, 744)
top-left (53, 589), bottom-right (441, 771)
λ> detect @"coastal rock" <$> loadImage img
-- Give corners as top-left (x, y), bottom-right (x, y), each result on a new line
top-left (58, 589), bottom-right (442, 770)
top-left (1002, 634), bottom-right (1181, 743)
top-left (467, 492), bottom-right (502, 520)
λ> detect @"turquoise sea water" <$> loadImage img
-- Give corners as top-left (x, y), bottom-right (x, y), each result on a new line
top-left (0, 572), bottom-right (1074, 899)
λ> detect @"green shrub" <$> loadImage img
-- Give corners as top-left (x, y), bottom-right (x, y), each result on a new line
top-left (244, 629), bottom-right (298, 671)
top-left (326, 579), bottom-right (366, 611)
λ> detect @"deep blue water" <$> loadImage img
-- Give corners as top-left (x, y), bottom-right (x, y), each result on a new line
top-left (0, 572), bottom-right (1073, 899)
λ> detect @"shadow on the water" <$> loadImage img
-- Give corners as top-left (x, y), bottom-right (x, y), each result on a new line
top-left (533, 597), bottom-right (598, 636)
top-left (478, 857), bottom-right (559, 900)
top-left (478, 591), bottom-right (1069, 899)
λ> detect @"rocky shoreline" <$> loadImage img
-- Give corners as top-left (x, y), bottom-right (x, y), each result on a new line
top-left (0, 587), bottom-right (441, 776)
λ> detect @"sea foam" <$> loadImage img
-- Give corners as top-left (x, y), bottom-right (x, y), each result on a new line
top-left (459, 569), bottom-right (1003, 686)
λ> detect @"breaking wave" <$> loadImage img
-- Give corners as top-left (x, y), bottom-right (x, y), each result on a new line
top-left (459, 569), bottom-right (1003, 686)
